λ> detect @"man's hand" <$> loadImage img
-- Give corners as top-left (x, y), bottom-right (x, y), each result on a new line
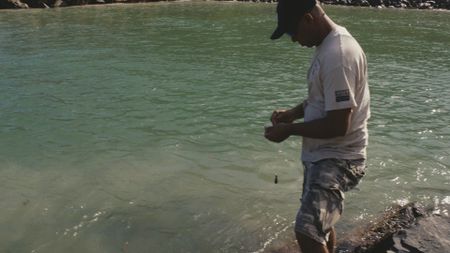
top-left (264, 123), bottom-right (292, 143)
top-left (271, 109), bottom-right (296, 125)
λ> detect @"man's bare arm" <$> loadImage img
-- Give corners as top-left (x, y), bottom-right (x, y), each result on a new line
top-left (271, 101), bottom-right (305, 125)
top-left (265, 108), bottom-right (352, 142)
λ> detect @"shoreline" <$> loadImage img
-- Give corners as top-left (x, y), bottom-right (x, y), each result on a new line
top-left (1, 0), bottom-right (450, 10)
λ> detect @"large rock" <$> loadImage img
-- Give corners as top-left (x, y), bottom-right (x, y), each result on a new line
top-left (337, 203), bottom-right (450, 253)
top-left (21, 0), bottom-right (51, 7)
top-left (0, 0), bottom-right (29, 8)
top-left (390, 214), bottom-right (450, 253)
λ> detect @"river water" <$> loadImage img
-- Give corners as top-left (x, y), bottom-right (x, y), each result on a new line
top-left (0, 2), bottom-right (449, 252)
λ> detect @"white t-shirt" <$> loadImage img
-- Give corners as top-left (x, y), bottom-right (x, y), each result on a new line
top-left (301, 26), bottom-right (370, 162)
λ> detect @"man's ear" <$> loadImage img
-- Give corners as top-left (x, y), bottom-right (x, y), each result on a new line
top-left (304, 13), bottom-right (314, 24)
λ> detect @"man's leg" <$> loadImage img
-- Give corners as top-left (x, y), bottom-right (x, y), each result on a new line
top-left (295, 159), bottom-right (348, 253)
top-left (327, 227), bottom-right (336, 253)
top-left (295, 159), bottom-right (365, 252)
top-left (296, 231), bottom-right (329, 253)
top-left (295, 227), bottom-right (336, 253)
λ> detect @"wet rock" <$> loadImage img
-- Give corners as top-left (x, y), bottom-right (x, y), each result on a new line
top-left (390, 214), bottom-right (450, 253)
top-left (337, 203), bottom-right (450, 253)
top-left (0, 0), bottom-right (29, 8)
top-left (22, 0), bottom-right (51, 8)
top-left (419, 1), bottom-right (434, 8)
top-left (53, 0), bottom-right (66, 7)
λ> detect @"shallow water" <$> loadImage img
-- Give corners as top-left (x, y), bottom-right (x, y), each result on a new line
top-left (0, 3), bottom-right (449, 252)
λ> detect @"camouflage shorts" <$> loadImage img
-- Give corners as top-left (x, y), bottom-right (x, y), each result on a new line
top-left (294, 158), bottom-right (366, 245)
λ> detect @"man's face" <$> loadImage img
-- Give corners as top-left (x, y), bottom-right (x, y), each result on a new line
top-left (289, 14), bottom-right (315, 47)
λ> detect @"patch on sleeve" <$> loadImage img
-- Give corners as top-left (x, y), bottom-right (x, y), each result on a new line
top-left (335, 89), bottom-right (350, 102)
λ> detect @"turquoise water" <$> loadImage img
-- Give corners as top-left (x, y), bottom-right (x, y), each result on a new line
top-left (0, 2), bottom-right (449, 252)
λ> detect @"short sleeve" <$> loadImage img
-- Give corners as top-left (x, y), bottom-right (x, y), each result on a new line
top-left (322, 66), bottom-right (357, 112)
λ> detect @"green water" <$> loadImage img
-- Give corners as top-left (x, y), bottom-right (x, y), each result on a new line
top-left (0, 2), bottom-right (449, 252)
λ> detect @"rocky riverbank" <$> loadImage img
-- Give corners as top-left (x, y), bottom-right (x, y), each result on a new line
top-left (336, 203), bottom-right (450, 253)
top-left (320, 0), bottom-right (450, 10)
top-left (267, 203), bottom-right (450, 253)
top-left (0, 0), bottom-right (163, 9)
top-left (1, 0), bottom-right (450, 9)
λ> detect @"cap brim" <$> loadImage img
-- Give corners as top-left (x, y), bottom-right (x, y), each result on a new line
top-left (270, 27), bottom-right (284, 40)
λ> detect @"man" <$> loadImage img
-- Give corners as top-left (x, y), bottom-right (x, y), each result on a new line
top-left (264, 0), bottom-right (370, 252)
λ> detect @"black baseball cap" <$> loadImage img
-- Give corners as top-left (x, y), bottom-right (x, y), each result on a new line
top-left (270, 0), bottom-right (317, 40)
